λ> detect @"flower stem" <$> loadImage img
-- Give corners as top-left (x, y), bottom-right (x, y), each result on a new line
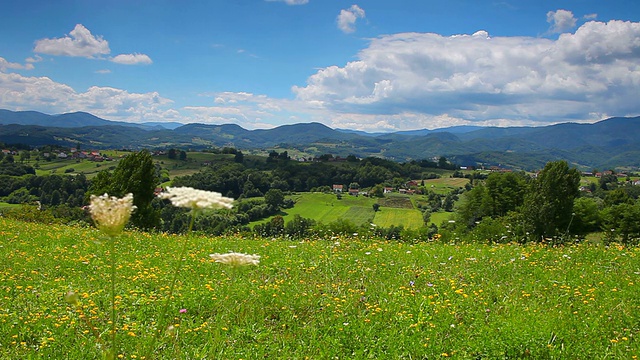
top-left (110, 235), bottom-right (117, 358)
top-left (147, 211), bottom-right (197, 357)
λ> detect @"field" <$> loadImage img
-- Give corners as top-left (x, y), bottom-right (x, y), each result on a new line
top-left (1, 217), bottom-right (639, 359)
top-left (422, 177), bottom-right (470, 194)
top-left (272, 192), bottom-right (377, 226)
top-left (259, 192), bottom-right (445, 229)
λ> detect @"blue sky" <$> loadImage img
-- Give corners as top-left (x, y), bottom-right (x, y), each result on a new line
top-left (1, 0), bottom-right (639, 132)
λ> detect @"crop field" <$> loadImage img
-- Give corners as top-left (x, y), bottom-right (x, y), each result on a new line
top-left (274, 193), bottom-right (377, 226)
top-left (422, 177), bottom-right (469, 194)
top-left (1, 217), bottom-right (639, 359)
top-left (373, 207), bottom-right (423, 229)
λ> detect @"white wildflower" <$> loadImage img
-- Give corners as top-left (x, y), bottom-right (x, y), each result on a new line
top-left (158, 186), bottom-right (234, 210)
top-left (210, 252), bottom-right (260, 267)
top-left (89, 193), bottom-right (135, 237)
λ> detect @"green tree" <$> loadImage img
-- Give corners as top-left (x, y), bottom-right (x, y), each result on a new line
top-left (264, 188), bottom-right (285, 210)
top-left (372, 203), bottom-right (380, 212)
top-left (89, 150), bottom-right (160, 230)
top-left (520, 161), bottom-right (581, 239)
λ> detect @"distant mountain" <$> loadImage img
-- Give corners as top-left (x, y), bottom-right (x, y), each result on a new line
top-left (0, 109), bottom-right (169, 130)
top-left (140, 121), bottom-right (185, 130)
top-left (0, 109), bottom-right (639, 170)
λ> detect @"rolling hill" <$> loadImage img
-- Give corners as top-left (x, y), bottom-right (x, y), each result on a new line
top-left (1, 109), bottom-right (639, 170)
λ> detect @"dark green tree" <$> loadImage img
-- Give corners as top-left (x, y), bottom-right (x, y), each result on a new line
top-left (89, 150), bottom-right (160, 230)
top-left (520, 161), bottom-right (581, 239)
top-left (264, 188), bottom-right (285, 210)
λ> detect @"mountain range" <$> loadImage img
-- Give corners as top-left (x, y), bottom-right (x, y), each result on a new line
top-left (1, 109), bottom-right (639, 171)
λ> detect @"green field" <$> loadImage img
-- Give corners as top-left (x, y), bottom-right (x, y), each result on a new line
top-left (256, 192), bottom-right (456, 229)
top-left (422, 177), bottom-right (469, 194)
top-left (1, 217), bottom-right (639, 359)
top-left (373, 207), bottom-right (423, 229)
top-left (272, 192), bottom-right (377, 226)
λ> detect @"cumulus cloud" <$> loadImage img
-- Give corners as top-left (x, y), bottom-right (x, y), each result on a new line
top-left (34, 24), bottom-right (110, 58)
top-left (293, 20), bottom-right (640, 130)
top-left (266, 0), bottom-right (309, 4)
top-left (547, 9), bottom-right (577, 33)
top-left (0, 72), bottom-right (173, 122)
top-left (337, 5), bottom-right (365, 33)
top-left (111, 53), bottom-right (153, 65)
top-left (0, 57), bottom-right (33, 72)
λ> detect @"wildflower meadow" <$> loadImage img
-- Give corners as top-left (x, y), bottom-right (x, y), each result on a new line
top-left (2, 213), bottom-right (640, 358)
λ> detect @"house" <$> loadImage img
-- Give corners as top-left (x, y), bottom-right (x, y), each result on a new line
top-left (333, 185), bottom-right (344, 193)
top-left (634, 180), bottom-right (640, 186)
top-left (383, 187), bottom-right (394, 194)
top-left (57, 152), bottom-right (68, 159)
top-left (348, 188), bottom-right (359, 196)
top-left (405, 180), bottom-right (419, 188)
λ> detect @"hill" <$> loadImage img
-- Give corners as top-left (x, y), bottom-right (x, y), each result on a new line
top-left (1, 109), bottom-right (639, 170)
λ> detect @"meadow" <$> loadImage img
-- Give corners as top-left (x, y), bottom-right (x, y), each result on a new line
top-left (261, 192), bottom-right (431, 230)
top-left (1, 217), bottom-right (639, 359)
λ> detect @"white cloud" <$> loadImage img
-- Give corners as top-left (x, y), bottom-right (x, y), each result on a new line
top-left (337, 5), bottom-right (365, 34)
top-left (111, 53), bottom-right (153, 65)
top-left (293, 20), bottom-right (640, 129)
top-left (34, 24), bottom-right (110, 58)
top-left (266, 0), bottom-right (309, 4)
top-left (0, 57), bottom-right (33, 72)
top-left (547, 9), bottom-right (577, 33)
top-left (584, 13), bottom-right (598, 20)
top-left (0, 72), bottom-right (173, 122)
top-left (95, 69), bottom-right (112, 74)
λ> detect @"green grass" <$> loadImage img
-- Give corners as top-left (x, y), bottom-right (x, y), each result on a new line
top-left (423, 177), bottom-right (469, 194)
top-left (1, 217), bottom-right (639, 359)
top-left (430, 211), bottom-right (454, 226)
top-left (263, 193), bottom-right (378, 226)
top-left (373, 207), bottom-right (423, 229)
top-left (0, 202), bottom-right (19, 210)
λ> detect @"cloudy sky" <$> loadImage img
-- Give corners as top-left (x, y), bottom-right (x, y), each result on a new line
top-left (1, 0), bottom-right (639, 132)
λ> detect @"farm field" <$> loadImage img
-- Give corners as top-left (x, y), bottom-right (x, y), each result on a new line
top-left (373, 207), bottom-right (423, 229)
top-left (260, 192), bottom-right (450, 229)
top-left (1, 217), bottom-right (639, 359)
top-left (422, 177), bottom-right (470, 194)
top-left (274, 192), bottom-right (377, 226)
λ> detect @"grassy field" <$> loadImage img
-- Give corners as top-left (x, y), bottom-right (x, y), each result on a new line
top-left (1, 217), bottom-right (639, 359)
top-left (271, 193), bottom-right (377, 226)
top-left (259, 193), bottom-right (441, 229)
top-left (373, 207), bottom-right (423, 229)
top-left (422, 177), bottom-right (470, 194)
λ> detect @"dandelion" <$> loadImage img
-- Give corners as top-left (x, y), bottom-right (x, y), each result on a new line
top-left (210, 252), bottom-right (261, 267)
top-left (89, 193), bottom-right (136, 237)
top-left (157, 186), bottom-right (233, 212)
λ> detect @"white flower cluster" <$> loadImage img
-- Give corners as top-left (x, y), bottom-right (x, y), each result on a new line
top-left (158, 187), bottom-right (234, 210)
top-left (89, 193), bottom-right (136, 237)
top-left (210, 252), bottom-right (260, 267)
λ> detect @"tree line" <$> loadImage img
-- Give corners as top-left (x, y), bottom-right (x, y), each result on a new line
top-left (2, 147), bottom-right (639, 244)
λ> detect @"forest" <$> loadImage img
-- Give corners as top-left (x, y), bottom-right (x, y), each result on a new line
top-left (1, 144), bottom-right (639, 244)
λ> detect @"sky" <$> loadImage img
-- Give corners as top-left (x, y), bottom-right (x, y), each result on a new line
top-left (0, 0), bottom-right (639, 132)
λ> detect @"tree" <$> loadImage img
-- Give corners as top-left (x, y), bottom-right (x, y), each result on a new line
top-left (234, 151), bottom-right (244, 163)
top-left (372, 203), bottom-right (380, 212)
top-left (520, 161), bottom-right (581, 239)
top-left (89, 150), bottom-right (160, 230)
top-left (168, 148), bottom-right (177, 160)
top-left (264, 188), bottom-right (285, 210)
top-left (179, 150), bottom-right (187, 161)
